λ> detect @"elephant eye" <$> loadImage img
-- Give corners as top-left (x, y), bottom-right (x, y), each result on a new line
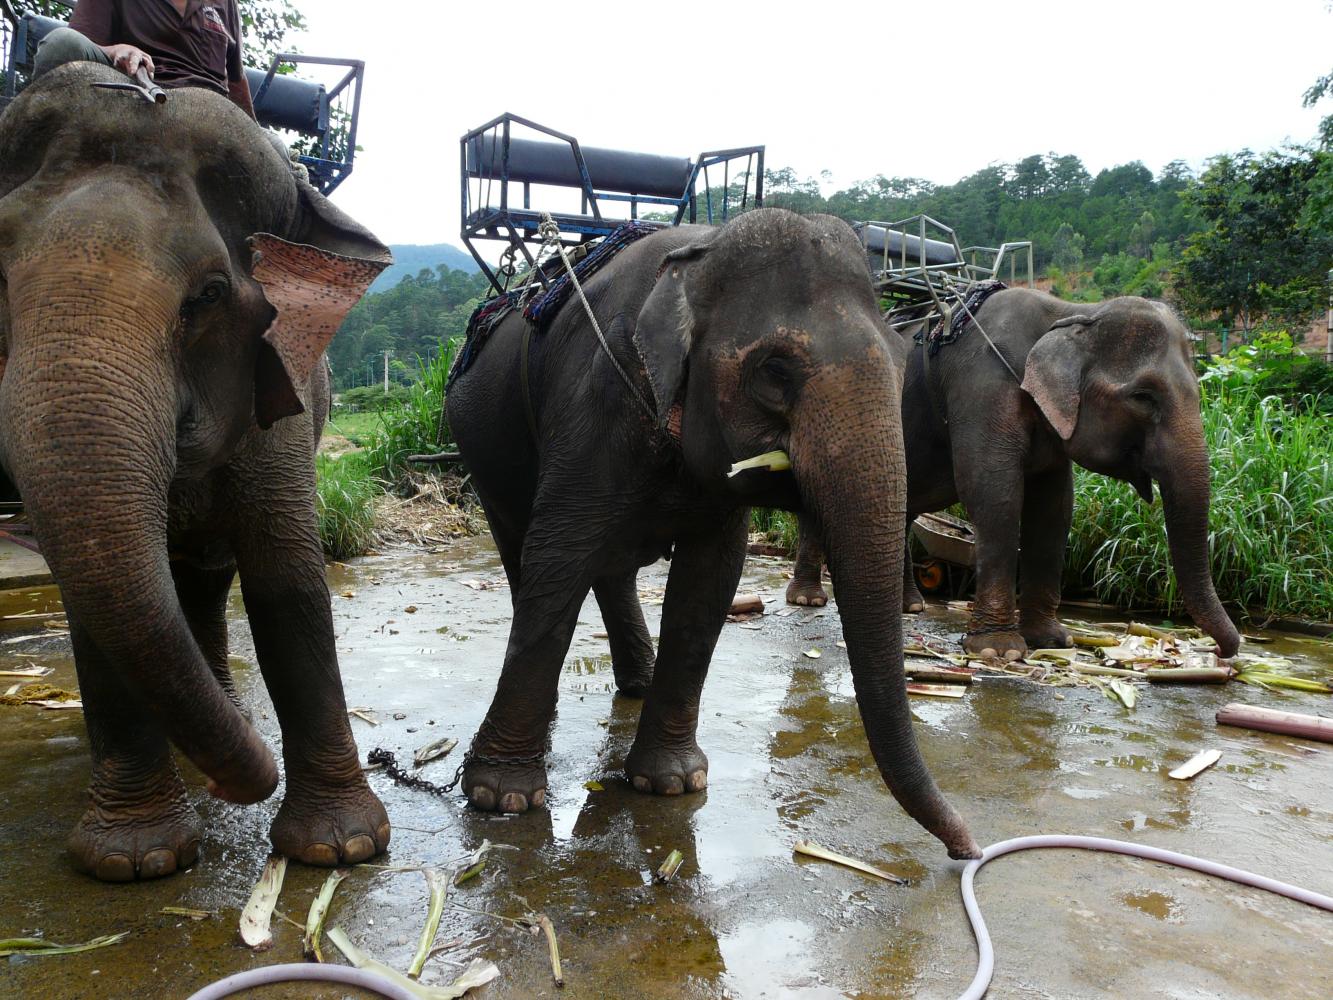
top-left (195, 278), bottom-right (229, 306)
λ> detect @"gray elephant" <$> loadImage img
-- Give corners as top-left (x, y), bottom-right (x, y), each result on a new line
top-left (0, 63), bottom-right (392, 879)
top-left (786, 288), bottom-right (1241, 661)
top-left (445, 208), bottom-right (980, 861)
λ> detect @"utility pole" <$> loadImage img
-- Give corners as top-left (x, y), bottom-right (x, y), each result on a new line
top-left (383, 350), bottom-right (391, 394)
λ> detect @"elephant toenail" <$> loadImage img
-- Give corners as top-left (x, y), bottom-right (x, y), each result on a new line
top-left (980, 647), bottom-right (997, 658)
top-left (301, 843), bottom-right (339, 866)
top-left (1004, 649), bottom-right (1022, 661)
top-left (660, 775), bottom-right (684, 795)
top-left (530, 788), bottom-right (546, 808)
top-left (343, 835), bottom-right (376, 862)
top-left (499, 792), bottom-right (528, 813)
top-left (632, 776), bottom-right (651, 793)
top-left (685, 770), bottom-right (708, 792)
top-left (96, 854), bottom-right (135, 882)
top-left (140, 848), bottom-right (177, 879)
top-left (469, 786), bottom-right (496, 811)
top-left (376, 822), bottom-right (393, 848)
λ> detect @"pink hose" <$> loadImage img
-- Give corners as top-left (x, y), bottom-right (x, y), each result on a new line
top-left (956, 834), bottom-right (1333, 1000)
top-left (185, 963), bottom-right (418, 1000)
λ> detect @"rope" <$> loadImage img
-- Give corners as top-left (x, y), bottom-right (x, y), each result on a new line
top-left (537, 213), bottom-right (659, 424)
top-left (942, 275), bottom-right (1022, 385)
top-left (956, 834), bottom-right (1333, 1000)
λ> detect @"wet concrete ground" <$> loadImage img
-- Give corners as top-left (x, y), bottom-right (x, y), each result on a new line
top-left (1, 538), bottom-right (1331, 999)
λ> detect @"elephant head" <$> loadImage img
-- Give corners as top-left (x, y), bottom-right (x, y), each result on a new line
top-left (1020, 297), bottom-right (1241, 657)
top-left (0, 63), bottom-right (389, 802)
top-left (634, 210), bottom-right (979, 860)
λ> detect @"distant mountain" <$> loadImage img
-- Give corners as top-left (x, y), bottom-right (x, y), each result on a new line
top-left (370, 243), bottom-right (478, 293)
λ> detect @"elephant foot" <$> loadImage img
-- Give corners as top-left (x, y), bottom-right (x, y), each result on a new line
top-left (270, 775), bottom-right (390, 866)
top-left (903, 580), bottom-right (926, 614)
top-left (463, 755), bottom-right (548, 814)
top-left (962, 627), bottom-right (1027, 661)
top-left (1022, 619), bottom-right (1072, 651)
top-left (785, 577), bottom-right (829, 607)
top-left (68, 777), bottom-right (202, 882)
top-left (612, 658), bottom-right (654, 699)
top-left (625, 739), bottom-right (709, 796)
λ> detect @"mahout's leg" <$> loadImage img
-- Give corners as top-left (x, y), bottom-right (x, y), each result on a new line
top-left (593, 571), bottom-right (655, 697)
top-left (626, 508), bottom-right (749, 795)
top-left (65, 623), bottom-right (202, 881)
top-left (229, 453), bottom-right (389, 866)
top-left (784, 513), bottom-right (828, 607)
top-left (1018, 465), bottom-right (1073, 650)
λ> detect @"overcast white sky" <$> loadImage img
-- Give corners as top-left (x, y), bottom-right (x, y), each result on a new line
top-left (291, 0), bottom-right (1332, 247)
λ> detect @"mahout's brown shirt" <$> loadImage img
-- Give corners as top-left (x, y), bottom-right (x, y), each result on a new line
top-left (70, 0), bottom-right (245, 95)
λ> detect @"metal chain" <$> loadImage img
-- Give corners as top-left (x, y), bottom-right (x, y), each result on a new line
top-left (367, 745), bottom-right (549, 797)
top-left (538, 213), bottom-right (660, 424)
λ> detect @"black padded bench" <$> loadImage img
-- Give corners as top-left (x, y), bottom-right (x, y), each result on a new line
top-left (462, 112), bottom-right (764, 293)
top-left (856, 223), bottom-right (962, 268)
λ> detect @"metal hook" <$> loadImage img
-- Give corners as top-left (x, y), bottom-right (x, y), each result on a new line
top-left (90, 66), bottom-right (166, 105)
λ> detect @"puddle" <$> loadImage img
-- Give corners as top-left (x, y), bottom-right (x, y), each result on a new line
top-left (0, 541), bottom-right (1331, 998)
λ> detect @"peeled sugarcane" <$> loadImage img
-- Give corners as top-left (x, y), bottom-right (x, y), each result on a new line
top-left (1146, 667), bottom-right (1232, 684)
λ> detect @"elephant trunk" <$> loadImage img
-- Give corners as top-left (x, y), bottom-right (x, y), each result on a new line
top-left (1, 262), bottom-right (278, 803)
top-left (1154, 428), bottom-right (1241, 658)
top-left (790, 359), bottom-right (980, 860)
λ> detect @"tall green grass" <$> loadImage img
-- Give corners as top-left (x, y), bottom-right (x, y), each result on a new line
top-left (315, 451), bottom-right (380, 560)
top-left (366, 338), bottom-right (460, 487)
top-left (751, 508), bottom-right (800, 550)
top-left (1067, 383), bottom-right (1332, 620)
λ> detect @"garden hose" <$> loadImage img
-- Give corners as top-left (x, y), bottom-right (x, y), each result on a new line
top-left (185, 962), bottom-right (416, 1000)
top-left (956, 834), bottom-right (1333, 1000)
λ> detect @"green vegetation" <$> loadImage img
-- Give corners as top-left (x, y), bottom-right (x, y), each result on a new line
top-left (1067, 340), bottom-right (1332, 621)
top-left (365, 338), bottom-right (460, 488)
top-left (315, 451), bottom-right (379, 561)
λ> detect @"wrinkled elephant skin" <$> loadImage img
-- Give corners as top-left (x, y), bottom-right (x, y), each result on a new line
top-left (0, 64), bottom-right (393, 880)
top-left (447, 209), bottom-right (980, 861)
top-left (788, 288), bottom-right (1241, 661)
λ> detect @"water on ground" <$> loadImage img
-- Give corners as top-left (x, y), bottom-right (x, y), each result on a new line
top-left (1, 539), bottom-right (1331, 999)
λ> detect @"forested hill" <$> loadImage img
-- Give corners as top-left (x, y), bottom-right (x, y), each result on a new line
top-left (369, 244), bottom-right (478, 293)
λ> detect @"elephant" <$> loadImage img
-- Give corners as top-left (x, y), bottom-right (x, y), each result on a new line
top-left (446, 208), bottom-right (981, 862)
top-left (784, 287), bottom-right (1242, 661)
top-left (0, 63), bottom-right (393, 880)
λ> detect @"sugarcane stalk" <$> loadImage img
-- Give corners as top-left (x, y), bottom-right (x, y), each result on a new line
top-left (0, 932), bottom-right (129, 958)
top-left (1070, 662), bottom-right (1143, 679)
top-left (239, 855), bottom-right (288, 951)
top-left (654, 849), bottom-right (684, 883)
top-left (1146, 667), bottom-right (1232, 684)
top-left (1216, 703), bottom-right (1333, 744)
top-left (536, 913), bottom-right (564, 988)
top-left (1071, 633), bottom-right (1119, 648)
top-left (327, 926), bottom-right (499, 999)
top-left (408, 868), bottom-right (450, 979)
top-left (904, 663), bottom-right (974, 684)
top-left (303, 869), bottom-right (348, 962)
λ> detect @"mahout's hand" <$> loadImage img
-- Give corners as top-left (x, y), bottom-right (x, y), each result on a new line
top-left (100, 44), bottom-right (155, 79)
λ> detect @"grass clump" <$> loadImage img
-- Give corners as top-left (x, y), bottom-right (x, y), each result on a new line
top-left (315, 451), bottom-right (380, 560)
top-left (1067, 380), bottom-right (1332, 621)
top-left (751, 508), bottom-right (799, 551)
top-left (366, 338), bottom-right (460, 488)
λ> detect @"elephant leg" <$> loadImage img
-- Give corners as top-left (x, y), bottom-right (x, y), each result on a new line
top-left (464, 519), bottom-right (597, 813)
top-left (66, 623), bottom-right (202, 881)
top-left (956, 471), bottom-right (1026, 659)
top-left (1018, 465), bottom-right (1073, 650)
top-left (593, 571), bottom-right (655, 697)
top-left (785, 512), bottom-right (828, 607)
top-left (172, 560), bottom-right (242, 713)
top-left (627, 508), bottom-right (749, 795)
top-left (231, 475), bottom-right (389, 866)
top-left (902, 534), bottom-right (925, 612)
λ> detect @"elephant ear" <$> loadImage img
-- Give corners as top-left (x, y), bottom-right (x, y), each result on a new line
top-left (250, 182), bottom-right (392, 429)
top-left (632, 243), bottom-right (708, 429)
top-left (1021, 313), bottom-right (1095, 441)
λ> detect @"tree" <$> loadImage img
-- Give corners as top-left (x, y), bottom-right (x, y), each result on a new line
top-left (1050, 223), bottom-right (1085, 275)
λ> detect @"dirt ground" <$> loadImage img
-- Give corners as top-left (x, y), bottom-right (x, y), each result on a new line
top-left (1, 537), bottom-right (1331, 999)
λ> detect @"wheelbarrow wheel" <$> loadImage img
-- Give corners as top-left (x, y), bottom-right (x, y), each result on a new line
top-left (915, 559), bottom-right (946, 593)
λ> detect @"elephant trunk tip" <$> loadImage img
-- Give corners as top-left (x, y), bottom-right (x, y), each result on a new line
top-left (939, 816), bottom-right (983, 860)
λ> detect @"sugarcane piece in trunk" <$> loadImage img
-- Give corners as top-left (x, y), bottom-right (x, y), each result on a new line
top-left (1216, 704), bottom-right (1333, 744)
